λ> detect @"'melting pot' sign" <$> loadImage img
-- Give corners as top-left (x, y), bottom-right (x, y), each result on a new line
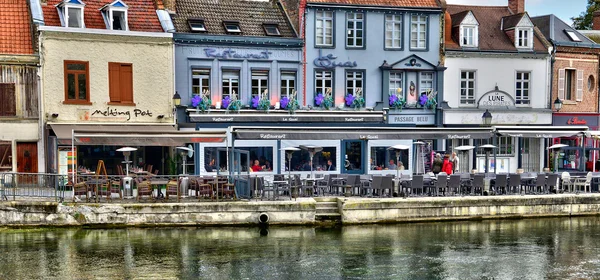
top-left (477, 87), bottom-right (515, 109)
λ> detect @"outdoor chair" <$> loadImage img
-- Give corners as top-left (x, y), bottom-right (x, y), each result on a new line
top-left (221, 178), bottom-right (236, 199)
top-left (214, 176), bottom-right (229, 199)
top-left (448, 174), bottom-right (461, 195)
top-left (436, 174), bottom-right (447, 196)
top-left (531, 173), bottom-right (547, 194)
top-left (409, 175), bottom-right (424, 196)
top-left (508, 173), bottom-right (522, 194)
top-left (342, 175), bottom-right (360, 197)
top-left (494, 174), bottom-right (508, 195)
top-left (73, 181), bottom-right (89, 202)
top-left (362, 175), bottom-right (379, 197)
top-left (331, 175), bottom-right (346, 195)
top-left (546, 173), bottom-right (559, 193)
top-left (380, 176), bottom-right (394, 197)
top-left (573, 172), bottom-right (592, 193)
top-left (472, 174), bottom-right (485, 195)
top-left (165, 178), bottom-right (180, 201)
top-left (316, 175), bottom-right (331, 196)
top-left (137, 179), bottom-right (153, 201)
top-left (196, 177), bottom-right (213, 200)
top-left (561, 172), bottom-right (573, 193)
top-left (296, 175), bottom-right (314, 197)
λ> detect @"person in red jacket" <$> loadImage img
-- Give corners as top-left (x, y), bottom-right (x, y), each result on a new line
top-left (442, 154), bottom-right (453, 175)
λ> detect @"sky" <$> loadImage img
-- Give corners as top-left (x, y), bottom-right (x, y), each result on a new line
top-left (446, 0), bottom-right (588, 26)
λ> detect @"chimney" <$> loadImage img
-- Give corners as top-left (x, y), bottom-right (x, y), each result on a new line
top-left (508, 0), bottom-right (524, 14)
top-left (594, 11), bottom-right (600, 30)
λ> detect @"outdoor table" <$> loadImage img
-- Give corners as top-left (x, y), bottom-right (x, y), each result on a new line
top-left (150, 179), bottom-right (168, 199)
top-left (272, 180), bottom-right (289, 198)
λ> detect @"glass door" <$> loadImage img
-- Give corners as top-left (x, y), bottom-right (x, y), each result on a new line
top-left (342, 140), bottom-right (364, 174)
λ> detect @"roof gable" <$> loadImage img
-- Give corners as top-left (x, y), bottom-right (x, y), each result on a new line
top-left (461, 11), bottom-right (478, 26)
top-left (516, 14), bottom-right (533, 28)
top-left (42, 0), bottom-right (163, 32)
top-left (389, 54), bottom-right (438, 70)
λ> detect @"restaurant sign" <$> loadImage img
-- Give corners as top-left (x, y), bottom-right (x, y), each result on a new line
top-left (189, 113), bottom-right (383, 123)
top-left (553, 114), bottom-right (599, 128)
top-left (477, 87), bottom-right (515, 109)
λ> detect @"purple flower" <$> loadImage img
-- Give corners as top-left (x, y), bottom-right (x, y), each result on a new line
top-left (251, 95), bottom-right (260, 109)
top-left (280, 96), bottom-right (290, 109)
top-left (345, 94), bottom-right (355, 106)
top-left (314, 93), bottom-right (324, 106)
top-left (222, 96), bottom-right (231, 109)
top-left (191, 95), bottom-right (201, 107)
top-left (419, 93), bottom-right (428, 106)
top-left (389, 94), bottom-right (398, 106)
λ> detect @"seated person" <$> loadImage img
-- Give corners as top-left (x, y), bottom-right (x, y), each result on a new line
top-left (398, 162), bottom-right (405, 171)
top-left (387, 159), bottom-right (397, 170)
top-left (205, 158), bottom-right (217, 172)
top-left (251, 160), bottom-right (263, 172)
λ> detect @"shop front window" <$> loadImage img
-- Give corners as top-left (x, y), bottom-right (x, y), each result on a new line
top-left (370, 147), bottom-right (408, 171)
top-left (289, 147), bottom-right (336, 171)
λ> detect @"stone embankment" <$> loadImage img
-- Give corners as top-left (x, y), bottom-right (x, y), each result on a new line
top-left (1, 194), bottom-right (599, 227)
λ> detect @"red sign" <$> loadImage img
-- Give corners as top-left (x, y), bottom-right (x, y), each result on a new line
top-left (567, 117), bottom-right (587, 125)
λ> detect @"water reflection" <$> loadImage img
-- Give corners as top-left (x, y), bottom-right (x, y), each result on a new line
top-left (0, 217), bottom-right (599, 279)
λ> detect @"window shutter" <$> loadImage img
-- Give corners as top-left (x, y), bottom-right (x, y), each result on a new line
top-left (109, 63), bottom-right (121, 102)
top-left (576, 70), bottom-right (584, 101)
top-left (558, 69), bottom-right (565, 100)
top-left (0, 84), bottom-right (16, 116)
top-left (120, 64), bottom-right (133, 103)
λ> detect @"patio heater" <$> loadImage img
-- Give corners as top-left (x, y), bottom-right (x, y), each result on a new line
top-left (478, 144), bottom-right (497, 174)
top-left (388, 144), bottom-right (410, 192)
top-left (116, 147), bottom-right (137, 198)
top-left (176, 146), bottom-right (194, 197)
top-left (548, 144), bottom-right (568, 173)
top-left (454, 145), bottom-right (475, 173)
top-left (281, 146), bottom-right (300, 190)
top-left (300, 145), bottom-right (323, 179)
top-left (414, 141), bottom-right (425, 175)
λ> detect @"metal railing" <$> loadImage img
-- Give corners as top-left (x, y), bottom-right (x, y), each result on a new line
top-left (0, 172), bottom-right (68, 202)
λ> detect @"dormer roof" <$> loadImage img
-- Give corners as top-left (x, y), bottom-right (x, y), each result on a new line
top-left (531, 14), bottom-right (599, 47)
top-left (446, 4), bottom-right (548, 53)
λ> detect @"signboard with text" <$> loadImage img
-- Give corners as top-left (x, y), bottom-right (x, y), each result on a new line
top-left (477, 87), bottom-right (516, 109)
top-left (553, 114), bottom-right (599, 128)
top-left (387, 113), bottom-right (435, 125)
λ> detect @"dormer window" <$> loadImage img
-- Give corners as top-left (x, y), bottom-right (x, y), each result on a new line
top-left (101, 0), bottom-right (128, 31)
top-left (516, 28), bottom-right (533, 49)
top-left (188, 19), bottom-right (206, 32)
top-left (460, 25), bottom-right (477, 47)
top-left (56, 0), bottom-right (85, 28)
top-left (223, 21), bottom-right (241, 34)
top-left (263, 23), bottom-right (280, 36)
top-left (565, 30), bottom-right (582, 42)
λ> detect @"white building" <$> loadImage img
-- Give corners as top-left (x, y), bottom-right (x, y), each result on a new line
top-left (442, 2), bottom-right (553, 173)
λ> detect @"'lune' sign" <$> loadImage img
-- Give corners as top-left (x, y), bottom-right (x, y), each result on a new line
top-left (477, 86), bottom-right (516, 109)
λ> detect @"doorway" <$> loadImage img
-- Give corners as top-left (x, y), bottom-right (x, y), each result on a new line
top-left (17, 142), bottom-right (37, 173)
top-left (342, 140), bottom-right (364, 174)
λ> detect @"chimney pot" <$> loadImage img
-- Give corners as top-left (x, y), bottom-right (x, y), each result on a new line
top-left (508, 0), bottom-right (524, 14)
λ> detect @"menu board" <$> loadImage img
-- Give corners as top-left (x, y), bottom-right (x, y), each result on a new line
top-left (58, 147), bottom-right (77, 176)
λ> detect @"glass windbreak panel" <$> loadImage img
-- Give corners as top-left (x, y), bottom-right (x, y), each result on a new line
top-left (345, 142), bottom-right (362, 171)
top-left (370, 147), bottom-right (408, 171)
top-left (288, 147), bottom-right (336, 171)
top-left (203, 147), bottom-right (228, 172)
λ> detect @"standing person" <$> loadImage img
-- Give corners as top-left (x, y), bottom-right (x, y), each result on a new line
top-left (432, 153), bottom-right (443, 174)
top-left (450, 152), bottom-right (459, 173)
top-left (442, 154), bottom-right (453, 175)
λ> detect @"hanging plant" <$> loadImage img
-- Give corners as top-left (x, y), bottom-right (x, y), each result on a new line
top-left (350, 88), bottom-right (365, 110)
top-left (280, 96), bottom-right (290, 109)
top-left (389, 88), bottom-right (405, 111)
top-left (286, 90), bottom-right (300, 114)
top-left (424, 89), bottom-right (437, 111)
top-left (225, 91), bottom-right (241, 113)
top-left (191, 89), bottom-right (211, 113)
top-left (314, 88), bottom-right (333, 110)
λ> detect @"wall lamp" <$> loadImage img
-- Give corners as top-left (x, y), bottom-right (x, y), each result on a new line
top-left (553, 98), bottom-right (563, 112)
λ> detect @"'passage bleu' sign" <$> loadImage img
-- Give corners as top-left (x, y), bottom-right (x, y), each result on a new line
top-left (313, 50), bottom-right (357, 69)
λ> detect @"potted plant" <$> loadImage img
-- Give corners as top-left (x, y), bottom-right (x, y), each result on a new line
top-left (314, 87), bottom-right (334, 110)
top-left (224, 91), bottom-right (242, 114)
top-left (389, 88), bottom-right (405, 111)
top-left (251, 89), bottom-right (271, 113)
top-left (345, 88), bottom-right (365, 110)
top-left (191, 89), bottom-right (211, 113)
top-left (418, 89), bottom-right (437, 111)
top-left (281, 90), bottom-right (300, 114)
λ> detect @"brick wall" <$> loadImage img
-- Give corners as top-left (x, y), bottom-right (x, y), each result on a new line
top-left (551, 48), bottom-right (600, 113)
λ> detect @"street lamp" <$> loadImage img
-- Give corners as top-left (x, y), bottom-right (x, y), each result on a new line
top-left (172, 91), bottom-right (181, 107)
top-left (482, 109), bottom-right (492, 126)
top-left (479, 144), bottom-right (497, 174)
top-left (553, 98), bottom-right (563, 112)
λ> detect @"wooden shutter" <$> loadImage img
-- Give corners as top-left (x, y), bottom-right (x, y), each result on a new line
top-left (0, 83), bottom-right (16, 116)
top-left (109, 63), bottom-right (121, 102)
top-left (120, 64), bottom-right (133, 103)
top-left (558, 69), bottom-right (565, 100)
top-left (576, 70), bottom-right (584, 101)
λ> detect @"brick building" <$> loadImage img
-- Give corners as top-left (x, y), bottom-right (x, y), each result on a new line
top-left (532, 14), bottom-right (600, 171)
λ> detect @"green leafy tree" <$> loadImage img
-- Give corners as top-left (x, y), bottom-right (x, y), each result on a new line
top-left (572, 0), bottom-right (600, 30)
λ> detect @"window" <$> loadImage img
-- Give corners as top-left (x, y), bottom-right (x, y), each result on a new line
top-left (315, 70), bottom-right (333, 95)
top-left (251, 71), bottom-right (269, 98)
top-left (290, 147), bottom-right (336, 171)
top-left (192, 69), bottom-right (210, 95)
top-left (420, 72), bottom-right (433, 93)
top-left (0, 83), bottom-right (16, 117)
top-left (410, 14), bottom-right (427, 49)
top-left (559, 69), bottom-right (583, 101)
top-left (346, 12), bottom-right (364, 48)
top-left (565, 30), bottom-right (581, 42)
top-left (64, 61), bottom-right (90, 104)
top-left (316, 10), bottom-right (334, 47)
top-left (385, 14), bottom-right (402, 49)
top-left (460, 25), bottom-right (477, 47)
top-left (588, 75), bottom-right (595, 92)
top-left (188, 19), bottom-right (206, 32)
top-left (245, 147), bottom-right (274, 172)
top-left (346, 71), bottom-right (363, 96)
top-left (370, 147), bottom-right (409, 170)
top-left (263, 24), bottom-right (280, 36)
top-left (389, 72), bottom-right (403, 98)
top-left (108, 62), bottom-right (133, 105)
top-left (476, 137), bottom-right (514, 156)
top-left (515, 71), bottom-right (530, 105)
top-left (516, 28), bottom-right (532, 48)
top-left (101, 0), bottom-right (128, 30)
top-left (0, 142), bottom-right (11, 171)
top-left (223, 21), bottom-right (241, 33)
top-left (280, 72), bottom-right (296, 97)
top-left (111, 10), bottom-right (127, 30)
top-left (460, 71), bottom-right (475, 105)
top-left (222, 70), bottom-right (239, 101)
top-left (565, 69), bottom-right (575, 100)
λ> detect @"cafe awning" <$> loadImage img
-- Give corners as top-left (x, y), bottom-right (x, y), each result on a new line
top-left (232, 126), bottom-right (494, 140)
top-left (493, 126), bottom-right (588, 138)
top-left (50, 124), bottom-right (226, 146)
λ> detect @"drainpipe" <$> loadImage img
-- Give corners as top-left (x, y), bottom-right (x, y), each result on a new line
top-left (545, 40), bottom-right (557, 170)
top-left (301, 0), bottom-right (307, 107)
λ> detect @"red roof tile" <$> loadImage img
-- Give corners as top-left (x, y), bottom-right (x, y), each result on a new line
top-left (307, 0), bottom-right (440, 8)
top-left (42, 0), bottom-right (163, 32)
top-left (446, 5), bottom-right (547, 52)
top-left (0, 0), bottom-right (34, 55)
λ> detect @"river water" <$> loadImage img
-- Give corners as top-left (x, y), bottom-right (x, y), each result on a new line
top-left (1, 217), bottom-right (599, 280)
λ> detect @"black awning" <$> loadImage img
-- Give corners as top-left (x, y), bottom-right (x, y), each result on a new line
top-left (494, 126), bottom-right (588, 138)
top-left (72, 130), bottom-right (226, 146)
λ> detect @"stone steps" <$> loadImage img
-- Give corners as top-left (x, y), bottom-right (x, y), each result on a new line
top-left (315, 199), bottom-right (341, 222)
